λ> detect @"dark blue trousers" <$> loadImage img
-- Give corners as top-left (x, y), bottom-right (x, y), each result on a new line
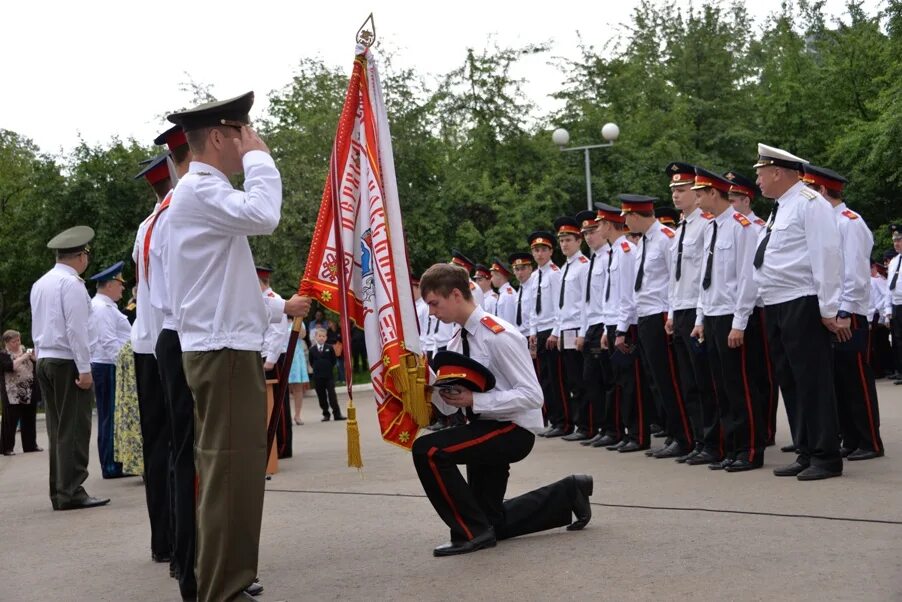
top-left (91, 362), bottom-right (122, 478)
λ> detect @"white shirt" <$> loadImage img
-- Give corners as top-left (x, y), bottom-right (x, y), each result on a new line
top-left (432, 306), bottom-right (544, 432)
top-left (870, 276), bottom-right (886, 322)
top-left (697, 210), bottom-right (759, 330)
top-left (493, 282), bottom-right (518, 326)
top-left (580, 245), bottom-right (608, 336)
top-left (833, 203), bottom-right (873, 317)
top-left (167, 152), bottom-right (284, 352)
top-left (469, 279), bottom-right (484, 307)
top-left (89, 292), bottom-right (132, 364)
top-left (753, 181), bottom-right (843, 317)
top-left (131, 204), bottom-right (165, 353)
top-left (884, 255), bottom-right (902, 315)
top-left (554, 252), bottom-right (589, 336)
top-left (30, 263), bottom-right (93, 373)
top-left (148, 199), bottom-right (178, 332)
top-left (529, 261), bottom-right (562, 335)
top-left (415, 297), bottom-right (431, 351)
top-left (514, 273), bottom-right (536, 337)
top-left (481, 289), bottom-right (499, 314)
top-left (669, 208), bottom-right (709, 315)
top-left (630, 224), bottom-right (676, 319)
top-left (604, 235), bottom-right (638, 332)
top-left (434, 320), bottom-right (455, 350)
top-left (261, 287), bottom-right (291, 364)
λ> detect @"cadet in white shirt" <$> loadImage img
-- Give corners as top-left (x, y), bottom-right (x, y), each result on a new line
top-left (88, 261), bottom-right (132, 479)
top-left (664, 162), bottom-right (716, 463)
top-left (450, 250), bottom-right (485, 307)
top-left (166, 92), bottom-right (311, 601)
top-left (616, 195), bottom-right (693, 458)
top-left (488, 259), bottom-right (517, 324)
top-left (257, 265), bottom-right (293, 459)
top-left (414, 263), bottom-right (592, 557)
top-left (752, 143), bottom-right (843, 481)
top-left (509, 252), bottom-right (536, 339)
top-left (475, 264), bottom-right (496, 313)
top-left (883, 232), bottom-right (902, 380)
top-left (31, 226), bottom-right (110, 510)
top-left (802, 164), bottom-right (883, 461)
top-left (690, 168), bottom-right (765, 472)
top-left (526, 231), bottom-right (568, 437)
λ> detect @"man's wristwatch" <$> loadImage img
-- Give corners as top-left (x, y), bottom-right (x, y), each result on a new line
top-left (837, 311), bottom-right (851, 320)
top-left (615, 331), bottom-right (628, 338)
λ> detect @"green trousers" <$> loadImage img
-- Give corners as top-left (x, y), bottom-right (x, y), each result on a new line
top-left (36, 358), bottom-right (94, 509)
top-left (183, 349), bottom-right (267, 602)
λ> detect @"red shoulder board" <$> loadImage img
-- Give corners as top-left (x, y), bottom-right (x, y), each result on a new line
top-left (506, 287), bottom-right (514, 294)
top-left (661, 227), bottom-right (676, 239)
top-left (701, 211), bottom-right (715, 219)
top-left (754, 218), bottom-right (766, 226)
top-left (733, 213), bottom-right (751, 227)
top-left (469, 281), bottom-right (476, 290)
top-left (621, 241), bottom-right (631, 253)
top-left (480, 315), bottom-right (505, 334)
top-left (842, 209), bottom-right (859, 220)
top-left (267, 291), bottom-right (276, 298)
top-left (578, 255), bottom-right (588, 264)
top-left (550, 264), bottom-right (560, 271)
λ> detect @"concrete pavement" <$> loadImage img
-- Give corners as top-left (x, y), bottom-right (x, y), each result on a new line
top-left (1, 383), bottom-right (901, 601)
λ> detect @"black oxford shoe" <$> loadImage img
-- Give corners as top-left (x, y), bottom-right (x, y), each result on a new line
top-left (724, 459), bottom-right (763, 472)
top-left (58, 496), bottom-right (110, 511)
top-left (847, 448), bottom-right (884, 461)
top-left (580, 433), bottom-right (604, 446)
top-left (618, 441), bottom-right (647, 453)
top-left (686, 451), bottom-right (721, 466)
top-left (675, 448), bottom-right (701, 463)
top-left (567, 474), bottom-right (593, 531)
top-left (796, 466), bottom-right (842, 481)
top-left (606, 439), bottom-right (628, 451)
top-left (543, 426), bottom-right (570, 438)
top-left (244, 581), bottom-right (264, 596)
top-left (591, 434), bottom-right (620, 448)
top-left (433, 527), bottom-right (497, 557)
top-left (773, 461), bottom-right (808, 477)
top-left (562, 430), bottom-right (591, 442)
top-left (652, 442), bottom-right (686, 459)
top-left (708, 458), bottom-right (734, 470)
top-left (780, 444), bottom-right (797, 453)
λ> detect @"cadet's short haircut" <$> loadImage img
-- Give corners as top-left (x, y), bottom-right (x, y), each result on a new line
top-left (171, 144), bottom-right (191, 165)
top-left (419, 263), bottom-right (473, 301)
top-left (823, 187), bottom-right (843, 201)
top-left (185, 125), bottom-right (233, 154)
top-left (151, 178), bottom-right (172, 199)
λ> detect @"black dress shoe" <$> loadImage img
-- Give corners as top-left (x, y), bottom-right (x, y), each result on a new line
top-left (652, 442), bottom-right (685, 459)
top-left (652, 430), bottom-right (668, 439)
top-left (543, 426), bottom-right (570, 438)
top-left (562, 430), bottom-right (590, 442)
top-left (676, 448), bottom-right (701, 463)
top-left (618, 441), bottom-right (647, 453)
top-left (724, 459), bottom-right (763, 472)
top-left (151, 552), bottom-right (171, 563)
top-left (433, 527), bottom-right (497, 557)
top-left (580, 433), bottom-right (604, 446)
top-left (686, 451), bottom-right (721, 466)
top-left (773, 461), bottom-right (809, 477)
top-left (334, 415), bottom-right (347, 421)
top-left (847, 448), bottom-right (884, 461)
top-left (644, 448), bottom-right (660, 457)
top-left (797, 465), bottom-right (842, 481)
top-left (567, 474), bottom-right (593, 531)
top-left (649, 423), bottom-right (663, 435)
top-left (58, 496), bottom-right (111, 510)
top-left (607, 439), bottom-right (628, 451)
top-left (321, 415), bottom-right (331, 422)
top-left (708, 458), bottom-right (734, 470)
top-left (591, 434), bottom-right (619, 448)
top-left (894, 379), bottom-right (902, 385)
top-left (780, 444), bottom-right (797, 453)
top-left (23, 447), bottom-right (43, 452)
top-left (244, 581), bottom-right (264, 596)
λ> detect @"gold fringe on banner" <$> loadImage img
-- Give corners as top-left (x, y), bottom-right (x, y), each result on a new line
top-left (391, 352), bottom-right (431, 427)
top-left (346, 399), bottom-right (363, 469)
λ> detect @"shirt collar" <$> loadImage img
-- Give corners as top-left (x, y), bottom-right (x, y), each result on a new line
top-left (462, 305), bottom-right (486, 336)
top-left (565, 252), bottom-right (582, 265)
top-left (94, 293), bottom-right (117, 307)
top-left (714, 207), bottom-right (733, 226)
top-left (833, 202), bottom-right (847, 214)
top-left (188, 160), bottom-right (229, 183)
top-left (53, 263), bottom-right (79, 277)
top-left (684, 207), bottom-right (702, 223)
top-left (776, 180), bottom-right (807, 206)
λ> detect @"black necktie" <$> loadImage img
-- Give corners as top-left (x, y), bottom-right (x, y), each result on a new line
top-left (605, 244), bottom-right (614, 302)
top-left (702, 221), bottom-right (717, 290)
top-left (535, 269), bottom-right (543, 315)
top-left (634, 235), bottom-right (647, 292)
top-left (675, 220), bottom-right (687, 281)
top-left (891, 258), bottom-right (901, 291)
top-left (516, 286), bottom-right (523, 325)
top-left (460, 328), bottom-right (478, 421)
top-left (559, 260), bottom-right (571, 308)
top-left (585, 253), bottom-right (596, 303)
top-left (753, 202), bottom-right (780, 269)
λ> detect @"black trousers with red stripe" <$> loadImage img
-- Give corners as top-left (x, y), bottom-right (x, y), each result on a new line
top-left (265, 354), bottom-right (292, 459)
top-left (582, 323), bottom-right (613, 436)
top-left (412, 420), bottom-right (578, 543)
top-left (637, 313), bottom-right (691, 449)
top-left (753, 307), bottom-right (780, 444)
top-left (835, 314), bottom-right (883, 454)
top-left (536, 329), bottom-right (568, 430)
top-left (606, 325), bottom-right (650, 446)
top-left (706, 314), bottom-right (766, 464)
top-left (672, 308), bottom-right (716, 448)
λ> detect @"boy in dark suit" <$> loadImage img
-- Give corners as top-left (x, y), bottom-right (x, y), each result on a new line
top-left (309, 328), bottom-right (345, 421)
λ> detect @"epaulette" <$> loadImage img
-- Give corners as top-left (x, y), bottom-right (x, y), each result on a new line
top-left (754, 218), bottom-right (766, 226)
top-left (841, 209), bottom-right (859, 220)
top-left (578, 255), bottom-right (589, 264)
top-left (267, 291), bottom-right (276, 298)
top-left (800, 188), bottom-right (817, 200)
top-left (506, 287), bottom-right (514, 294)
top-left (621, 241), bottom-right (632, 253)
top-left (661, 226), bottom-right (676, 239)
top-left (733, 212), bottom-right (751, 227)
top-left (194, 171), bottom-right (212, 176)
top-left (701, 211), bottom-right (715, 220)
top-left (481, 315), bottom-right (505, 334)
top-left (550, 264), bottom-right (560, 271)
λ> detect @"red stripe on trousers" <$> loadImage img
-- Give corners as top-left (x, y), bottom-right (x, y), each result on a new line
top-left (740, 344), bottom-right (757, 463)
top-left (633, 356), bottom-right (645, 444)
top-left (556, 353), bottom-right (570, 427)
top-left (853, 316), bottom-right (882, 453)
top-left (759, 313), bottom-right (776, 440)
top-left (662, 317), bottom-right (692, 445)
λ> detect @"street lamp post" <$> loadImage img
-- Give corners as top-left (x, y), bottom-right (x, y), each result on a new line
top-left (552, 123), bottom-right (620, 211)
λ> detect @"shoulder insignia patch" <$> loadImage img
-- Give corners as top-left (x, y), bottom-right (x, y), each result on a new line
top-left (621, 241), bottom-right (631, 253)
top-left (754, 218), bottom-right (766, 226)
top-left (841, 209), bottom-right (859, 220)
top-left (733, 212), bottom-right (751, 227)
top-left (194, 171), bottom-right (212, 176)
top-left (550, 264), bottom-right (560, 271)
top-left (480, 315), bottom-right (505, 334)
top-left (701, 211), bottom-right (715, 219)
top-left (267, 291), bottom-right (276, 298)
top-left (661, 226), bottom-right (676, 239)
top-left (800, 188), bottom-right (817, 200)
top-left (578, 255), bottom-right (589, 264)
top-left (506, 287), bottom-right (514, 294)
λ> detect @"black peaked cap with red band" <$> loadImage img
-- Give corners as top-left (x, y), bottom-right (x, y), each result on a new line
top-left (432, 350), bottom-right (496, 392)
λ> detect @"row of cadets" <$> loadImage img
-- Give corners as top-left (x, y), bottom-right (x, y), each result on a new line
top-left (664, 162), bottom-right (717, 462)
top-left (526, 230), bottom-right (566, 436)
top-left (257, 264), bottom-right (293, 458)
top-left (552, 217), bottom-right (591, 441)
top-left (802, 165), bottom-right (883, 461)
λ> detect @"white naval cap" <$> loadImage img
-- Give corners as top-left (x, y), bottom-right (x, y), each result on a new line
top-left (753, 143), bottom-right (809, 171)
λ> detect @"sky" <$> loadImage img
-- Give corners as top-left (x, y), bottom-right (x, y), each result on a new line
top-left (1, 0), bottom-right (883, 155)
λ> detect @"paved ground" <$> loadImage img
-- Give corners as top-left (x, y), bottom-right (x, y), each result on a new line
top-left (2, 383), bottom-right (901, 601)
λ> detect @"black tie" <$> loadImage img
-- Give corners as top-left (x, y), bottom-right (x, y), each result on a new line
top-left (675, 220), bottom-right (687, 281)
top-left (634, 235), bottom-right (647, 292)
top-left (535, 269), bottom-right (543, 315)
top-left (585, 253), bottom-right (596, 303)
top-left (559, 260), bottom-right (571, 308)
top-left (605, 244), bottom-right (614, 302)
top-left (891, 257), bottom-right (901, 291)
top-left (516, 286), bottom-right (523, 325)
top-left (460, 328), bottom-right (478, 421)
top-left (753, 202), bottom-right (780, 270)
top-left (702, 221), bottom-right (717, 290)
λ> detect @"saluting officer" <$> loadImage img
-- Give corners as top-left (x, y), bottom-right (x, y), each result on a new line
top-left (801, 164), bottom-right (883, 461)
top-left (752, 143), bottom-right (843, 481)
top-left (31, 226), bottom-right (111, 510)
top-left (489, 258), bottom-right (518, 325)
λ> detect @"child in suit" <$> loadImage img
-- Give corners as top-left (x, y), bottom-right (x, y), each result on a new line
top-left (309, 329), bottom-right (345, 421)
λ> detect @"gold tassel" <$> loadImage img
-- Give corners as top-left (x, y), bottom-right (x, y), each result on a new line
top-left (346, 399), bottom-right (363, 469)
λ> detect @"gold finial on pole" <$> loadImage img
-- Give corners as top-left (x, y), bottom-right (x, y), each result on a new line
top-left (356, 13), bottom-right (377, 47)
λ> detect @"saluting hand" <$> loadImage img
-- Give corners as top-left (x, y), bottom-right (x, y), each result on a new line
top-left (232, 124), bottom-right (270, 157)
top-left (285, 295), bottom-right (312, 318)
top-left (75, 372), bottom-right (93, 390)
